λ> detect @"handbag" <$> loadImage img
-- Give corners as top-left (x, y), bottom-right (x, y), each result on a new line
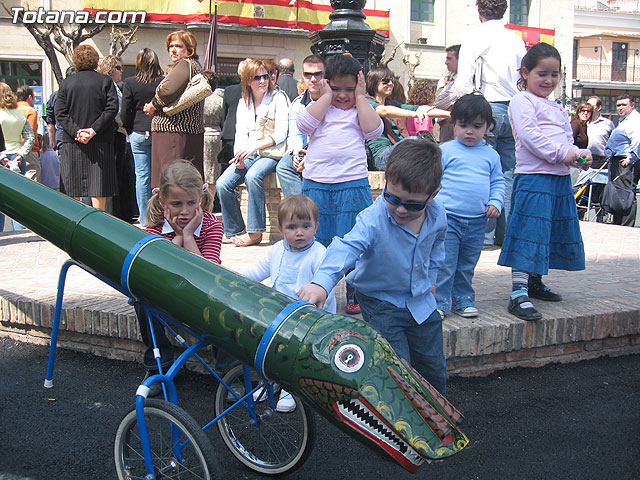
top-left (601, 176), bottom-right (634, 216)
top-left (162, 61), bottom-right (212, 116)
top-left (256, 91), bottom-right (288, 160)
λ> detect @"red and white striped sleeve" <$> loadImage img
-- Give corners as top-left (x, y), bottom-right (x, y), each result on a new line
top-left (196, 211), bottom-right (223, 265)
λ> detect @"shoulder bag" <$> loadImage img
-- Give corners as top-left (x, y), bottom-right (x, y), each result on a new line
top-left (163, 61), bottom-right (212, 117)
top-left (601, 175), bottom-right (634, 216)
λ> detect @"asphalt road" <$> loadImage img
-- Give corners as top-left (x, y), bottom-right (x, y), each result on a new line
top-left (1, 337), bottom-right (638, 480)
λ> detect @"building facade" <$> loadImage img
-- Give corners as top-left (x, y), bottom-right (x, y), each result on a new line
top-left (0, 0), bottom-right (589, 106)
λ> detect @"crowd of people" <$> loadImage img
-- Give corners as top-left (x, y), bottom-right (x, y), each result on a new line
top-left (1, 0), bottom-right (639, 401)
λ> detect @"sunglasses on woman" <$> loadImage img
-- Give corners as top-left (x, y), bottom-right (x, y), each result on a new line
top-left (253, 73), bottom-right (269, 81)
top-left (382, 184), bottom-right (434, 212)
top-left (381, 78), bottom-right (394, 85)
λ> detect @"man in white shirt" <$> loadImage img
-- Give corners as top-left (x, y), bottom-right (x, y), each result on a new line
top-left (453, 0), bottom-right (526, 246)
top-left (587, 96), bottom-right (615, 169)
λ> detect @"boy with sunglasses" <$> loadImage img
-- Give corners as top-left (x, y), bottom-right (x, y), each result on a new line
top-left (298, 139), bottom-right (449, 394)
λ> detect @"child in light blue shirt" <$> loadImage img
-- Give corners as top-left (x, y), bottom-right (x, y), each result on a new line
top-left (298, 139), bottom-right (448, 394)
top-left (435, 93), bottom-right (505, 319)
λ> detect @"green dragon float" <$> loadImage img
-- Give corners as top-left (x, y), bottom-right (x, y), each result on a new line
top-left (0, 168), bottom-right (468, 472)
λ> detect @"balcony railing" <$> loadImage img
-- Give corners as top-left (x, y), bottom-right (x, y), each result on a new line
top-left (575, 0), bottom-right (640, 13)
top-left (575, 61), bottom-right (640, 82)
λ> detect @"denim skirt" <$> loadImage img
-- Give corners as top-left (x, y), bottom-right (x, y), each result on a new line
top-left (498, 173), bottom-right (585, 275)
top-left (302, 177), bottom-right (372, 247)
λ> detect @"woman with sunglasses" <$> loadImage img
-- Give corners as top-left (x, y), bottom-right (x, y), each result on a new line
top-left (143, 30), bottom-right (207, 191)
top-left (365, 67), bottom-right (449, 170)
top-left (570, 102), bottom-right (593, 149)
top-left (215, 58), bottom-right (290, 247)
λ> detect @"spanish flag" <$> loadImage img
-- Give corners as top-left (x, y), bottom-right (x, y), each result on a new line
top-left (505, 24), bottom-right (555, 48)
top-left (82, 0), bottom-right (390, 36)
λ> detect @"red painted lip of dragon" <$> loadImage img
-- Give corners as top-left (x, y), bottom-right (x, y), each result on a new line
top-left (332, 395), bottom-right (425, 472)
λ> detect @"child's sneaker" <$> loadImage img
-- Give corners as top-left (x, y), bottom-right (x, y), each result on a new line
top-left (453, 306), bottom-right (478, 318)
top-left (276, 389), bottom-right (296, 413)
top-left (253, 383), bottom-right (279, 402)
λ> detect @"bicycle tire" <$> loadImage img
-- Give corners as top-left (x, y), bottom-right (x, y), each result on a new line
top-left (114, 398), bottom-right (219, 480)
top-left (214, 363), bottom-right (315, 475)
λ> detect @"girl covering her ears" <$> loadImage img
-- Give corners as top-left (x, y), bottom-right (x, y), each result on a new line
top-left (145, 160), bottom-right (223, 263)
top-left (136, 160), bottom-right (224, 395)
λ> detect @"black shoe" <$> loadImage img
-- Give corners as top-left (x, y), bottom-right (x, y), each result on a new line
top-left (528, 281), bottom-right (562, 302)
top-left (142, 371), bottom-right (163, 398)
top-left (508, 296), bottom-right (542, 321)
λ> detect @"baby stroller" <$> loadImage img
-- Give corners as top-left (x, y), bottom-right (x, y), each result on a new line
top-left (574, 158), bottom-right (611, 222)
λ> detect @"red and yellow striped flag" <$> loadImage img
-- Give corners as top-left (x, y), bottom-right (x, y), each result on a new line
top-left (505, 24), bottom-right (555, 48)
top-left (82, 0), bottom-right (390, 36)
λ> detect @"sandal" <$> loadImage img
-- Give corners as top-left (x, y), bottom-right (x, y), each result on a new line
top-left (232, 232), bottom-right (262, 247)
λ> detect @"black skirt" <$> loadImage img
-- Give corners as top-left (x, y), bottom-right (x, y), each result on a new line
top-left (60, 140), bottom-right (118, 197)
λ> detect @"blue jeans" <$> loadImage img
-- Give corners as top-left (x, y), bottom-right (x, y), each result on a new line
top-left (485, 102), bottom-right (515, 245)
top-left (276, 152), bottom-right (303, 197)
top-left (356, 292), bottom-right (447, 395)
top-left (1, 153), bottom-right (26, 231)
top-left (130, 131), bottom-right (152, 227)
top-left (436, 214), bottom-right (486, 313)
top-left (215, 154), bottom-right (278, 237)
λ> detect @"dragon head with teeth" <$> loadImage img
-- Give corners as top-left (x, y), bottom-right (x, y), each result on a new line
top-left (265, 313), bottom-right (469, 472)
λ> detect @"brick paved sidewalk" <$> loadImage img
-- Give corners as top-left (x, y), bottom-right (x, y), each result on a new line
top-left (0, 220), bottom-right (638, 374)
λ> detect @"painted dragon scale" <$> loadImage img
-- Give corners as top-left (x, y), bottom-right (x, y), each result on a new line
top-left (0, 168), bottom-right (468, 472)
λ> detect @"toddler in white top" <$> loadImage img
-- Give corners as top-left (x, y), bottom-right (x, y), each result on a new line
top-left (237, 194), bottom-right (336, 411)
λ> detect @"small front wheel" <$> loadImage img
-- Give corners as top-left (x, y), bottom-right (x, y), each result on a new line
top-left (114, 399), bottom-right (218, 479)
top-left (214, 363), bottom-right (315, 475)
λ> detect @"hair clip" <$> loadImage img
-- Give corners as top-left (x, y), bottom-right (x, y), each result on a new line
top-left (342, 52), bottom-right (353, 57)
top-left (151, 187), bottom-right (160, 195)
top-left (202, 183), bottom-right (209, 192)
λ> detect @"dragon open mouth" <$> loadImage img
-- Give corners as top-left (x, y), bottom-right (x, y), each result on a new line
top-left (333, 397), bottom-right (426, 472)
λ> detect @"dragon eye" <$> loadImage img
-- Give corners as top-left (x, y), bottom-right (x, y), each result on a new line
top-left (334, 344), bottom-right (365, 373)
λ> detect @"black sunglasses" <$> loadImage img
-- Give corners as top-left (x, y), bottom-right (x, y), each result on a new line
top-left (253, 73), bottom-right (269, 81)
top-left (302, 71), bottom-right (323, 79)
top-left (381, 77), bottom-right (394, 85)
top-left (382, 184), bottom-right (432, 212)
top-left (114, 65), bottom-right (123, 71)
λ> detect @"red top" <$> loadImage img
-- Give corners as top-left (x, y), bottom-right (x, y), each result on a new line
top-left (146, 210), bottom-right (223, 265)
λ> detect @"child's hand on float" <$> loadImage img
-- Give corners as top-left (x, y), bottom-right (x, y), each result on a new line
top-left (486, 205), bottom-right (500, 218)
top-left (355, 71), bottom-right (367, 99)
top-left (183, 206), bottom-right (203, 236)
top-left (298, 283), bottom-right (328, 310)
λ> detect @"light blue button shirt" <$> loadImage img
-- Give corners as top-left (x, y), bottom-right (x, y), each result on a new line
top-left (312, 195), bottom-right (447, 323)
top-left (606, 109), bottom-right (640, 164)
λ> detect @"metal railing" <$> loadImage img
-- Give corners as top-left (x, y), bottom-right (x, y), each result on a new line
top-left (575, 61), bottom-right (640, 82)
top-left (575, 0), bottom-right (640, 13)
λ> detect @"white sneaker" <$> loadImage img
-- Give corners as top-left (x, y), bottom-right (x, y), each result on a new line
top-left (253, 383), bottom-right (279, 402)
top-left (453, 306), bottom-right (478, 318)
top-left (437, 309), bottom-right (446, 320)
top-left (276, 390), bottom-right (296, 413)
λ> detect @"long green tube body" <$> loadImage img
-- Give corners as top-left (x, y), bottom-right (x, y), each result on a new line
top-left (0, 169), bottom-right (468, 471)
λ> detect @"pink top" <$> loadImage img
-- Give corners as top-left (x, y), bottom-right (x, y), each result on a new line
top-left (508, 91), bottom-right (581, 176)
top-left (406, 117), bottom-right (433, 136)
top-left (297, 105), bottom-right (383, 184)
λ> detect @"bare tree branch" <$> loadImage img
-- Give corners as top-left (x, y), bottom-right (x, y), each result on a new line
top-left (403, 51), bottom-right (422, 91)
top-left (381, 42), bottom-right (404, 68)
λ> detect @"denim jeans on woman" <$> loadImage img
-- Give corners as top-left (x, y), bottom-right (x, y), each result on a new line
top-left (215, 154), bottom-right (278, 237)
top-left (129, 131), bottom-right (152, 226)
top-left (436, 213), bottom-right (487, 313)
